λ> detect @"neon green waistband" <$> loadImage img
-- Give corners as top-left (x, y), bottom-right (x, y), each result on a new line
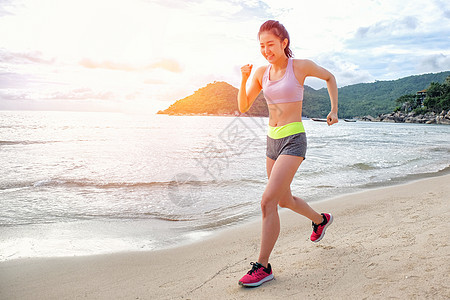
top-left (268, 122), bottom-right (305, 139)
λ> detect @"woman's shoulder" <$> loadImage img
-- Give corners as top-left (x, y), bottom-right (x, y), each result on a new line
top-left (256, 65), bottom-right (268, 73)
top-left (292, 58), bottom-right (315, 67)
top-left (254, 65), bottom-right (268, 78)
top-left (292, 59), bottom-right (320, 75)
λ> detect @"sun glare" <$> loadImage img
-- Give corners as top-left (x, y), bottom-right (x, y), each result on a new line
top-left (4, 0), bottom-right (169, 65)
top-left (2, 0), bottom-right (448, 112)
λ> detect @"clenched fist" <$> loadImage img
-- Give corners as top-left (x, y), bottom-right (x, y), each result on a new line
top-left (240, 64), bottom-right (253, 81)
top-left (326, 111), bottom-right (338, 126)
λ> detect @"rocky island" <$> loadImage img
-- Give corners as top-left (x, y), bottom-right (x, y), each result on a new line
top-left (157, 81), bottom-right (268, 117)
top-left (361, 75), bottom-right (450, 124)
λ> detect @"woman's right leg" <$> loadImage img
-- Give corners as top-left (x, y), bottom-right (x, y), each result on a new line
top-left (258, 155), bottom-right (304, 268)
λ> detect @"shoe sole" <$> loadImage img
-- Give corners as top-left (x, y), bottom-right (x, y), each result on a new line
top-left (312, 214), bottom-right (333, 243)
top-left (238, 274), bottom-right (274, 287)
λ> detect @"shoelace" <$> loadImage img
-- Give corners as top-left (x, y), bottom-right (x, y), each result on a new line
top-left (247, 262), bottom-right (263, 275)
top-left (312, 214), bottom-right (327, 232)
top-left (312, 222), bottom-right (319, 233)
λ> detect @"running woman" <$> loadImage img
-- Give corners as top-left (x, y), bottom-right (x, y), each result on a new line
top-left (237, 20), bottom-right (338, 287)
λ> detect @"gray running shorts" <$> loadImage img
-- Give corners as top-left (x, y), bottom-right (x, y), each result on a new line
top-left (266, 132), bottom-right (307, 161)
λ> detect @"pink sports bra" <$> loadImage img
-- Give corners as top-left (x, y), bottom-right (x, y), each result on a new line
top-left (262, 58), bottom-right (304, 105)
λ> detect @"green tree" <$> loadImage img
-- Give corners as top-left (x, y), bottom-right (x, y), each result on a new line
top-left (444, 75), bottom-right (450, 86)
top-left (426, 82), bottom-right (442, 98)
top-left (438, 78), bottom-right (450, 111)
top-left (395, 94), bottom-right (416, 113)
top-left (423, 81), bottom-right (450, 112)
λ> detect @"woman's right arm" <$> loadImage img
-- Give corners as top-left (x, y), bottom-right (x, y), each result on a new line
top-left (238, 65), bottom-right (264, 113)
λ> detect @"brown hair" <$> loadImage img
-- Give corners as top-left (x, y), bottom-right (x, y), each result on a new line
top-left (258, 20), bottom-right (293, 58)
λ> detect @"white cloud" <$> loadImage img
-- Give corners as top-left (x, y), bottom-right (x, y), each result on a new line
top-left (418, 54), bottom-right (450, 73)
top-left (0, 0), bottom-right (19, 16)
top-left (260, 0), bottom-right (450, 86)
top-left (0, 86), bottom-right (115, 101)
top-left (355, 16), bottom-right (419, 39)
top-left (78, 58), bottom-right (183, 73)
top-left (306, 52), bottom-right (374, 88)
top-left (0, 49), bottom-right (55, 65)
top-left (0, 0), bottom-right (449, 111)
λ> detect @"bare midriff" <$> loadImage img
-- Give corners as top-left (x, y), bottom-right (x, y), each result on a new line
top-left (267, 101), bottom-right (303, 127)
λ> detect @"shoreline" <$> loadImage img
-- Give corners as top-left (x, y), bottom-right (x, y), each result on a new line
top-left (1, 174), bottom-right (449, 299)
top-left (1, 166), bottom-right (448, 263)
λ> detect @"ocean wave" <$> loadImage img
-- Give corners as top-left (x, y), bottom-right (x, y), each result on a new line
top-left (313, 185), bottom-right (336, 189)
top-left (0, 140), bottom-right (94, 146)
top-left (143, 212), bottom-right (197, 222)
top-left (350, 162), bottom-right (377, 170)
top-left (428, 146), bottom-right (450, 153)
top-left (308, 142), bottom-right (329, 149)
top-left (34, 178), bottom-right (208, 189)
top-left (357, 165), bottom-right (450, 189)
top-left (0, 177), bottom-right (265, 191)
top-left (348, 156), bottom-right (427, 171)
top-left (0, 140), bottom-right (57, 146)
top-left (190, 212), bottom-right (251, 231)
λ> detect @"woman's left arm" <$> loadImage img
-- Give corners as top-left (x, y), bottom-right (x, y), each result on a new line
top-left (297, 60), bottom-right (338, 126)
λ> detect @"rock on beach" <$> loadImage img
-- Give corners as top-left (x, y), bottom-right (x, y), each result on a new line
top-left (360, 110), bottom-right (450, 125)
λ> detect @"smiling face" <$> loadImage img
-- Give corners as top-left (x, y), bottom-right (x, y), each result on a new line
top-left (259, 31), bottom-right (288, 63)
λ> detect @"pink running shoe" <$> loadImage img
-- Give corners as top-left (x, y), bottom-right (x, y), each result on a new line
top-left (238, 262), bottom-right (274, 287)
top-left (310, 213), bottom-right (333, 242)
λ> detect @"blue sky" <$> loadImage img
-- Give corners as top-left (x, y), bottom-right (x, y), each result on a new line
top-left (0, 0), bottom-right (449, 112)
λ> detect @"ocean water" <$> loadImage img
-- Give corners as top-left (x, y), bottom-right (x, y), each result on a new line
top-left (1, 110), bottom-right (449, 261)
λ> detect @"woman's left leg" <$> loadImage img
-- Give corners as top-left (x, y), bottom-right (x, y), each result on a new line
top-left (267, 156), bottom-right (323, 225)
top-left (278, 187), bottom-right (324, 225)
top-left (258, 154), bottom-right (303, 267)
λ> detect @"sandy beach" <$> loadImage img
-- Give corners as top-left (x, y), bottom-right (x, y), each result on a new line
top-left (1, 174), bottom-right (449, 299)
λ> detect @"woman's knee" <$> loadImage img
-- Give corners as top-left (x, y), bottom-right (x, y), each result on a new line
top-left (261, 192), bottom-right (278, 216)
top-left (278, 197), bottom-right (291, 208)
top-left (275, 189), bottom-right (293, 208)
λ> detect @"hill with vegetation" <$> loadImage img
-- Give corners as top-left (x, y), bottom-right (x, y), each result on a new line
top-left (359, 75), bottom-right (450, 125)
top-left (157, 71), bottom-right (450, 118)
top-left (308, 71), bottom-right (450, 118)
top-left (394, 75), bottom-right (450, 114)
top-left (157, 81), bottom-right (267, 116)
